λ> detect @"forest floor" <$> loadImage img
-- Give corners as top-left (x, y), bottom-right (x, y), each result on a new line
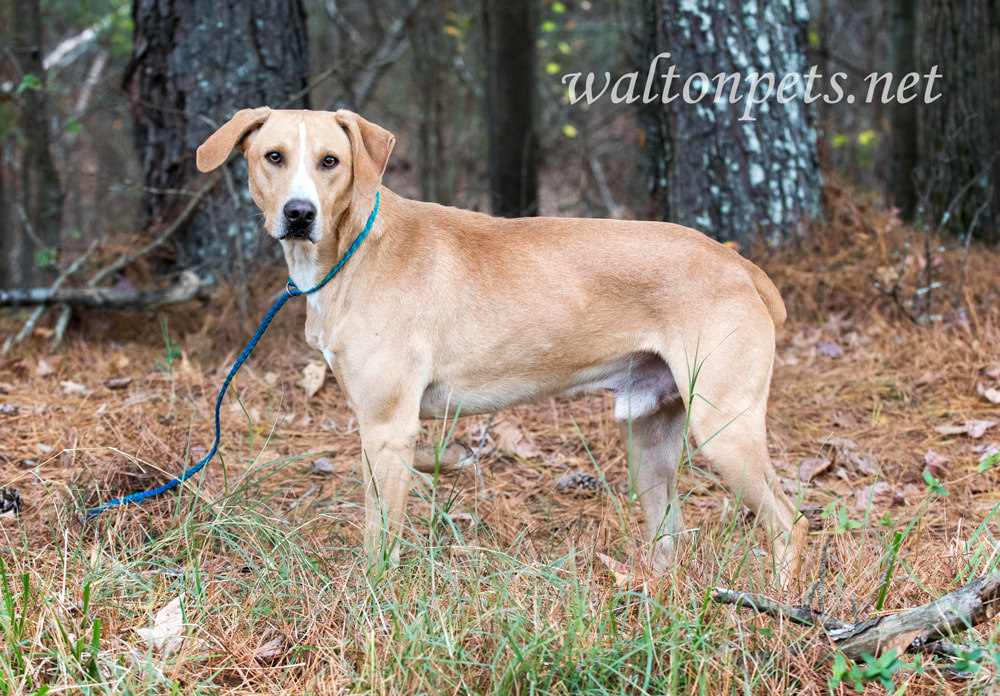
top-left (1, 184), bottom-right (999, 694)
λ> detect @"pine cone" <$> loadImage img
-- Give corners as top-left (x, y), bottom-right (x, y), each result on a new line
top-left (554, 471), bottom-right (603, 494)
top-left (0, 487), bottom-right (21, 514)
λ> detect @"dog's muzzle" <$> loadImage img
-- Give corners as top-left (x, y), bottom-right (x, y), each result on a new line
top-left (282, 198), bottom-right (317, 240)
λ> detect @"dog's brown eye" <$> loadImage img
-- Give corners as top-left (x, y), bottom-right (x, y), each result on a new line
top-left (266, 151), bottom-right (282, 164)
top-left (322, 155), bottom-right (338, 169)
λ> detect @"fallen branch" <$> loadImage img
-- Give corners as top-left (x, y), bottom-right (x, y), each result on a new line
top-left (712, 572), bottom-right (1000, 661)
top-left (2, 239), bottom-right (98, 354)
top-left (0, 270), bottom-right (202, 310)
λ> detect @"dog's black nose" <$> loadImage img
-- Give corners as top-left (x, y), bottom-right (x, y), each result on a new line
top-left (283, 199), bottom-right (316, 233)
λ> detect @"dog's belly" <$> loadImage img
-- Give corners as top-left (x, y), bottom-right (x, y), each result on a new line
top-left (566, 351), bottom-right (680, 420)
top-left (419, 351), bottom-right (680, 421)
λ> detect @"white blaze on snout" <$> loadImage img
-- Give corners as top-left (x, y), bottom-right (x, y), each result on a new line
top-left (286, 120), bottom-right (322, 226)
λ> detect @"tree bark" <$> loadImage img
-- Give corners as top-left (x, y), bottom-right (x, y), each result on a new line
top-left (886, 0), bottom-right (918, 220)
top-left (414, 0), bottom-right (447, 204)
top-left (124, 0), bottom-right (310, 278)
top-left (914, 0), bottom-right (999, 243)
top-left (2, 0), bottom-right (64, 291)
top-left (484, 0), bottom-right (539, 218)
top-left (642, 0), bottom-right (823, 247)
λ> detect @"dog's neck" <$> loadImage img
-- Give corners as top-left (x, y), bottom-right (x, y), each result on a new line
top-left (281, 241), bottom-right (324, 292)
top-left (280, 191), bottom-right (383, 292)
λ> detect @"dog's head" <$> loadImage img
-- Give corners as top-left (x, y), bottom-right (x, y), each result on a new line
top-left (197, 108), bottom-right (395, 243)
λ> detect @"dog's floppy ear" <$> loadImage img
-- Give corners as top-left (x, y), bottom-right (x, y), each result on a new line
top-left (334, 110), bottom-right (395, 199)
top-left (196, 107), bottom-right (272, 172)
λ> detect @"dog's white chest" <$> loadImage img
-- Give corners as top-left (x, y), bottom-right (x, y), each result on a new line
top-left (302, 296), bottom-right (332, 356)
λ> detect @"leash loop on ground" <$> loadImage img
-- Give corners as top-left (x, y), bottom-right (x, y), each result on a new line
top-left (87, 192), bottom-right (380, 519)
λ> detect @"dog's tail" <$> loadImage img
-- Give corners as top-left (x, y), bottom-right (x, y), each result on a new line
top-left (743, 259), bottom-right (787, 329)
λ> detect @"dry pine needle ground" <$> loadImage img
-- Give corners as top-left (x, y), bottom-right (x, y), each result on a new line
top-left (1, 186), bottom-right (999, 694)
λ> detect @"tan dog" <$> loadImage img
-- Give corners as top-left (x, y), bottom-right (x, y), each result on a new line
top-left (197, 107), bottom-right (808, 583)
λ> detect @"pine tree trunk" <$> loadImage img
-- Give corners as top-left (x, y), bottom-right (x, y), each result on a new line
top-left (643, 0), bottom-right (823, 247)
top-left (414, 1), bottom-right (447, 205)
top-left (124, 0), bottom-right (310, 278)
top-left (2, 0), bottom-right (63, 291)
top-left (887, 0), bottom-right (918, 220)
top-left (914, 0), bottom-right (999, 243)
top-left (484, 0), bottom-right (539, 218)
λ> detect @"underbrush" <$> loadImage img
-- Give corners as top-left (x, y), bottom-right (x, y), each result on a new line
top-left (3, 458), bottom-right (997, 695)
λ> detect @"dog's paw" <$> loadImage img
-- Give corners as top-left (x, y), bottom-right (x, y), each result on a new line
top-left (413, 441), bottom-right (476, 473)
top-left (448, 441), bottom-right (476, 469)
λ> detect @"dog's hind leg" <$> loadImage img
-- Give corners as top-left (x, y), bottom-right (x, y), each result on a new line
top-left (623, 397), bottom-right (688, 573)
top-left (690, 409), bottom-right (806, 588)
top-left (676, 335), bottom-right (807, 588)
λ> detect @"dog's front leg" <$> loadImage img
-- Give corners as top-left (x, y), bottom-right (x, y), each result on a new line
top-left (357, 418), bottom-right (420, 566)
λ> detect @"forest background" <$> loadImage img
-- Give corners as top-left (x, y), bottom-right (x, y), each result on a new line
top-left (1, 1), bottom-right (999, 694)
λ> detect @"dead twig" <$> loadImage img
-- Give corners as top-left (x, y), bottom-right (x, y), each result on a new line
top-left (289, 0), bottom-right (422, 110)
top-left (51, 305), bottom-right (73, 350)
top-left (587, 152), bottom-right (622, 219)
top-left (908, 131), bottom-right (996, 321)
top-left (805, 535), bottom-right (831, 615)
top-left (475, 412), bottom-right (497, 466)
top-left (351, 1), bottom-right (420, 111)
top-left (712, 571), bottom-right (1000, 661)
top-left (87, 172), bottom-right (221, 288)
top-left (954, 177), bottom-right (995, 307)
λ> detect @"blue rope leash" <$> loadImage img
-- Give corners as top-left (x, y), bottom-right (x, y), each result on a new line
top-left (87, 192), bottom-right (380, 519)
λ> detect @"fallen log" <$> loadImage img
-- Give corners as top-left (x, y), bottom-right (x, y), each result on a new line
top-left (0, 270), bottom-right (202, 310)
top-left (712, 571), bottom-right (1000, 661)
